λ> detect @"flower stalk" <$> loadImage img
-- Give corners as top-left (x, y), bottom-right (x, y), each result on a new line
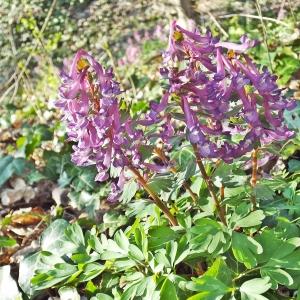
top-left (128, 165), bottom-right (178, 226)
top-left (250, 148), bottom-right (258, 210)
top-left (193, 144), bottom-right (227, 225)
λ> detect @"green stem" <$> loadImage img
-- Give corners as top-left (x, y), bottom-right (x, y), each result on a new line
top-left (232, 267), bottom-right (260, 282)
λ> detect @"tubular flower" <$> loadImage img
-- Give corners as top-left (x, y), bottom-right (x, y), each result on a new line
top-left (159, 21), bottom-right (296, 161)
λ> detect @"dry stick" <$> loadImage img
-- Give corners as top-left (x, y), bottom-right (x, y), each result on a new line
top-left (218, 14), bottom-right (290, 27)
top-left (128, 166), bottom-right (178, 226)
top-left (250, 148), bottom-right (258, 210)
top-left (255, 0), bottom-right (273, 72)
top-left (154, 148), bottom-right (198, 204)
top-left (192, 144), bottom-right (227, 225)
top-left (206, 11), bottom-right (229, 38)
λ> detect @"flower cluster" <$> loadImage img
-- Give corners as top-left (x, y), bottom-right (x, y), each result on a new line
top-left (56, 50), bottom-right (145, 200)
top-left (155, 21), bottom-right (296, 161)
top-left (56, 50), bottom-right (172, 201)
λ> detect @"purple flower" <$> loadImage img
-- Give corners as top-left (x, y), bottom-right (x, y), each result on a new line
top-left (156, 21), bottom-right (296, 161)
top-left (215, 35), bottom-right (259, 53)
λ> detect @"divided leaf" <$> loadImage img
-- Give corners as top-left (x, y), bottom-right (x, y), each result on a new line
top-left (232, 232), bottom-right (263, 269)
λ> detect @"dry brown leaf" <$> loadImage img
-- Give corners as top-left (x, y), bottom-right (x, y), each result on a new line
top-left (11, 207), bottom-right (45, 226)
top-left (11, 214), bottom-right (42, 226)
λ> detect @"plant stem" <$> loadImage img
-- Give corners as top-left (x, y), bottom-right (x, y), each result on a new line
top-left (232, 267), bottom-right (260, 282)
top-left (220, 184), bottom-right (225, 201)
top-left (220, 184), bottom-right (227, 217)
top-left (154, 147), bottom-right (198, 204)
top-left (192, 145), bottom-right (227, 225)
top-left (128, 166), bottom-right (178, 226)
top-left (250, 148), bottom-right (258, 210)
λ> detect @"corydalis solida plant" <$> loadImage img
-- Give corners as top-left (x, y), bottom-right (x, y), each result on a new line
top-left (56, 23), bottom-right (296, 226)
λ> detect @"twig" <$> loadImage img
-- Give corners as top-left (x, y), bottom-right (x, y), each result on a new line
top-left (255, 0), bottom-right (273, 71)
top-left (192, 144), bottom-right (227, 225)
top-left (128, 165), bottom-right (178, 226)
top-left (207, 11), bottom-right (228, 38)
top-left (218, 13), bottom-right (290, 27)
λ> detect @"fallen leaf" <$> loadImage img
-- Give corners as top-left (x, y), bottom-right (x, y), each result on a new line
top-left (11, 207), bottom-right (45, 226)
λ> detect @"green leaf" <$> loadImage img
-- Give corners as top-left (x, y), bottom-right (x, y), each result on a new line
top-left (120, 277), bottom-right (148, 300)
top-left (148, 174), bottom-right (174, 193)
top-left (58, 286), bottom-right (80, 300)
top-left (233, 210), bottom-right (265, 228)
top-left (71, 167), bottom-right (98, 192)
top-left (41, 219), bottom-right (77, 256)
top-left (288, 159), bottom-right (300, 173)
top-left (0, 156), bottom-right (27, 187)
top-left (265, 249), bottom-right (300, 270)
top-left (212, 161), bottom-right (247, 188)
top-left (31, 263), bottom-right (78, 290)
top-left (134, 224), bottom-right (148, 260)
top-left (232, 232), bottom-right (263, 269)
top-left (148, 226), bottom-right (178, 250)
top-left (120, 180), bottom-right (139, 203)
top-left (88, 234), bottom-right (104, 254)
top-left (160, 278), bottom-right (179, 300)
top-left (186, 276), bottom-right (231, 300)
top-left (128, 244), bottom-right (144, 261)
top-left (172, 146), bottom-right (196, 180)
top-left (253, 184), bottom-right (274, 200)
top-left (0, 236), bottom-right (17, 247)
top-left (275, 217), bottom-right (300, 239)
top-left (205, 257), bottom-right (233, 286)
top-left (189, 218), bottom-right (229, 255)
top-left (26, 170), bottom-right (46, 184)
top-left (240, 277), bottom-right (271, 300)
top-left (260, 268), bottom-right (293, 288)
top-left (91, 293), bottom-right (114, 300)
top-left (78, 263), bottom-right (105, 282)
top-left (19, 251), bottom-right (63, 296)
top-left (65, 222), bottom-right (85, 249)
top-left (99, 211), bottom-right (128, 236)
top-left (114, 230), bottom-right (129, 251)
top-left (68, 190), bottom-right (100, 218)
top-left (255, 230), bottom-right (299, 269)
